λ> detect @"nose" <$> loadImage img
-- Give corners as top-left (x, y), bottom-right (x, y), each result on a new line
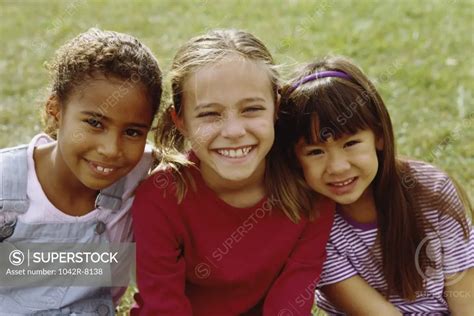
top-left (326, 151), bottom-right (351, 175)
top-left (220, 115), bottom-right (245, 139)
top-left (97, 132), bottom-right (122, 159)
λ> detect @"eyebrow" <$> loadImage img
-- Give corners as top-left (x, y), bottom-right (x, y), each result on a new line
top-left (194, 97), bottom-right (267, 112)
top-left (194, 104), bottom-right (218, 112)
top-left (80, 111), bottom-right (150, 129)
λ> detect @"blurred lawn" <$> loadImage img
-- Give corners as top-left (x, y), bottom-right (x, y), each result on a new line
top-left (1, 0), bottom-right (472, 314)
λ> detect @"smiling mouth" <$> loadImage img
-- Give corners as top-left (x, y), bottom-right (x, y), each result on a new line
top-left (328, 177), bottom-right (357, 187)
top-left (215, 146), bottom-right (254, 158)
top-left (87, 160), bottom-right (118, 175)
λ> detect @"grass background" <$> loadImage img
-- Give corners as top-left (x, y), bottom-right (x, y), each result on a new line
top-left (0, 0), bottom-right (472, 314)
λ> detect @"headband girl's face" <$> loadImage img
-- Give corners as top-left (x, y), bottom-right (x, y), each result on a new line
top-left (49, 76), bottom-right (153, 190)
top-left (295, 128), bottom-right (382, 211)
top-left (173, 55), bottom-right (276, 186)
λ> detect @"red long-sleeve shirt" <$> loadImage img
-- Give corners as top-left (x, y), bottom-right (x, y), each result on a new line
top-left (131, 164), bottom-right (334, 316)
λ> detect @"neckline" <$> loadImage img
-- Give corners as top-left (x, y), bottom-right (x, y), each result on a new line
top-left (187, 152), bottom-right (269, 212)
top-left (337, 205), bottom-right (377, 231)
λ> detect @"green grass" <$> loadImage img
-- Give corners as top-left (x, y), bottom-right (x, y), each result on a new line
top-left (1, 0), bottom-right (472, 314)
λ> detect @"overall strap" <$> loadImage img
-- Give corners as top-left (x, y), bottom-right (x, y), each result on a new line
top-left (0, 143), bottom-right (126, 212)
top-left (0, 145), bottom-right (29, 213)
top-left (94, 145), bottom-right (153, 211)
top-left (95, 176), bottom-right (126, 211)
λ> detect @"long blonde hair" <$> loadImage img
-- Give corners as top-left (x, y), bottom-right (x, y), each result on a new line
top-left (155, 29), bottom-right (310, 222)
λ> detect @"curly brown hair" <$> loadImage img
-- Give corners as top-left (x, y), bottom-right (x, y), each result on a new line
top-left (43, 28), bottom-right (162, 138)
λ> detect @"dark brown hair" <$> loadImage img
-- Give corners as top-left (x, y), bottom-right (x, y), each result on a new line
top-left (43, 28), bottom-right (163, 138)
top-left (278, 55), bottom-right (471, 299)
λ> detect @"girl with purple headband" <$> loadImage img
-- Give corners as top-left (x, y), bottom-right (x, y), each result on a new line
top-left (277, 56), bottom-right (473, 314)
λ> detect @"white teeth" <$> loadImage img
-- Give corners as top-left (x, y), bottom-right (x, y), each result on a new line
top-left (332, 178), bottom-right (355, 187)
top-left (217, 146), bottom-right (253, 158)
top-left (94, 165), bottom-right (114, 174)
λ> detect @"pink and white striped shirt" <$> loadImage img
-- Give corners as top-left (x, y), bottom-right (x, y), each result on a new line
top-left (316, 160), bottom-right (473, 315)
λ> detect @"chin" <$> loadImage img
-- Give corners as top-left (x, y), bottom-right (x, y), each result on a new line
top-left (85, 183), bottom-right (110, 191)
top-left (83, 178), bottom-right (117, 191)
top-left (220, 171), bottom-right (254, 182)
top-left (334, 194), bottom-right (361, 205)
top-left (214, 164), bottom-right (253, 178)
top-left (220, 173), bottom-right (251, 182)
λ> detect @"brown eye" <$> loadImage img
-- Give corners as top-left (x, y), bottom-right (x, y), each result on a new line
top-left (308, 148), bottom-right (324, 156)
top-left (125, 129), bottom-right (143, 137)
top-left (344, 140), bottom-right (360, 148)
top-left (197, 111), bottom-right (219, 118)
top-left (85, 118), bottom-right (102, 128)
top-left (243, 106), bottom-right (264, 113)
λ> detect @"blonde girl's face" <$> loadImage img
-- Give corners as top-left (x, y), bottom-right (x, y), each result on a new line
top-left (51, 76), bottom-right (153, 190)
top-left (177, 55), bottom-right (276, 187)
top-left (295, 129), bottom-right (381, 211)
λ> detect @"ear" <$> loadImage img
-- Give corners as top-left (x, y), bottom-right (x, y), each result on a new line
top-left (170, 106), bottom-right (187, 136)
top-left (46, 95), bottom-right (62, 123)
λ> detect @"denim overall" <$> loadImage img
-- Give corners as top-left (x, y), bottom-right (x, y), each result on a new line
top-left (0, 145), bottom-right (127, 315)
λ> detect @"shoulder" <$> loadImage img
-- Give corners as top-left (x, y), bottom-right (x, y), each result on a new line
top-left (308, 197), bottom-right (336, 227)
top-left (403, 160), bottom-right (467, 221)
top-left (134, 163), bottom-right (185, 205)
top-left (403, 160), bottom-right (452, 199)
top-left (0, 144), bottom-right (30, 211)
top-left (130, 167), bottom-right (177, 226)
top-left (0, 144), bottom-right (28, 171)
top-left (136, 167), bottom-right (174, 194)
top-left (404, 160), bottom-right (449, 185)
top-left (1, 134), bottom-right (54, 175)
top-left (131, 164), bottom-right (200, 228)
top-left (0, 143), bottom-right (28, 157)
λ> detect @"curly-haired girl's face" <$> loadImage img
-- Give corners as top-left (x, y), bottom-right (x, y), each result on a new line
top-left (51, 76), bottom-right (153, 190)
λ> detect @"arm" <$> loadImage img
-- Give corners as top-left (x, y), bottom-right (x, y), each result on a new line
top-left (130, 175), bottom-right (192, 316)
top-left (314, 210), bottom-right (401, 315)
top-left (437, 177), bottom-right (474, 315)
top-left (445, 268), bottom-right (474, 316)
top-left (321, 276), bottom-right (402, 316)
top-left (262, 199), bottom-right (335, 315)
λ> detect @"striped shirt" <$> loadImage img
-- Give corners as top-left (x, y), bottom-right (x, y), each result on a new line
top-left (316, 160), bottom-right (474, 315)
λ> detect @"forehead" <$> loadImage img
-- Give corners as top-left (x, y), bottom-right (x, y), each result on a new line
top-left (297, 129), bottom-right (375, 146)
top-left (182, 55), bottom-right (274, 107)
top-left (65, 77), bottom-right (153, 123)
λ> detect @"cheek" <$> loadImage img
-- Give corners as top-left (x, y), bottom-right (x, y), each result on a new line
top-left (369, 154), bottom-right (379, 175)
top-left (253, 118), bottom-right (275, 138)
top-left (359, 150), bottom-right (379, 168)
top-left (58, 130), bottom-right (83, 154)
top-left (188, 122), bottom-right (220, 144)
top-left (125, 141), bottom-right (147, 165)
top-left (58, 117), bottom-right (86, 144)
top-left (300, 160), bottom-right (323, 185)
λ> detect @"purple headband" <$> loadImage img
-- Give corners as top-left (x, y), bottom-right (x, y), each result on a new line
top-left (289, 70), bottom-right (351, 93)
